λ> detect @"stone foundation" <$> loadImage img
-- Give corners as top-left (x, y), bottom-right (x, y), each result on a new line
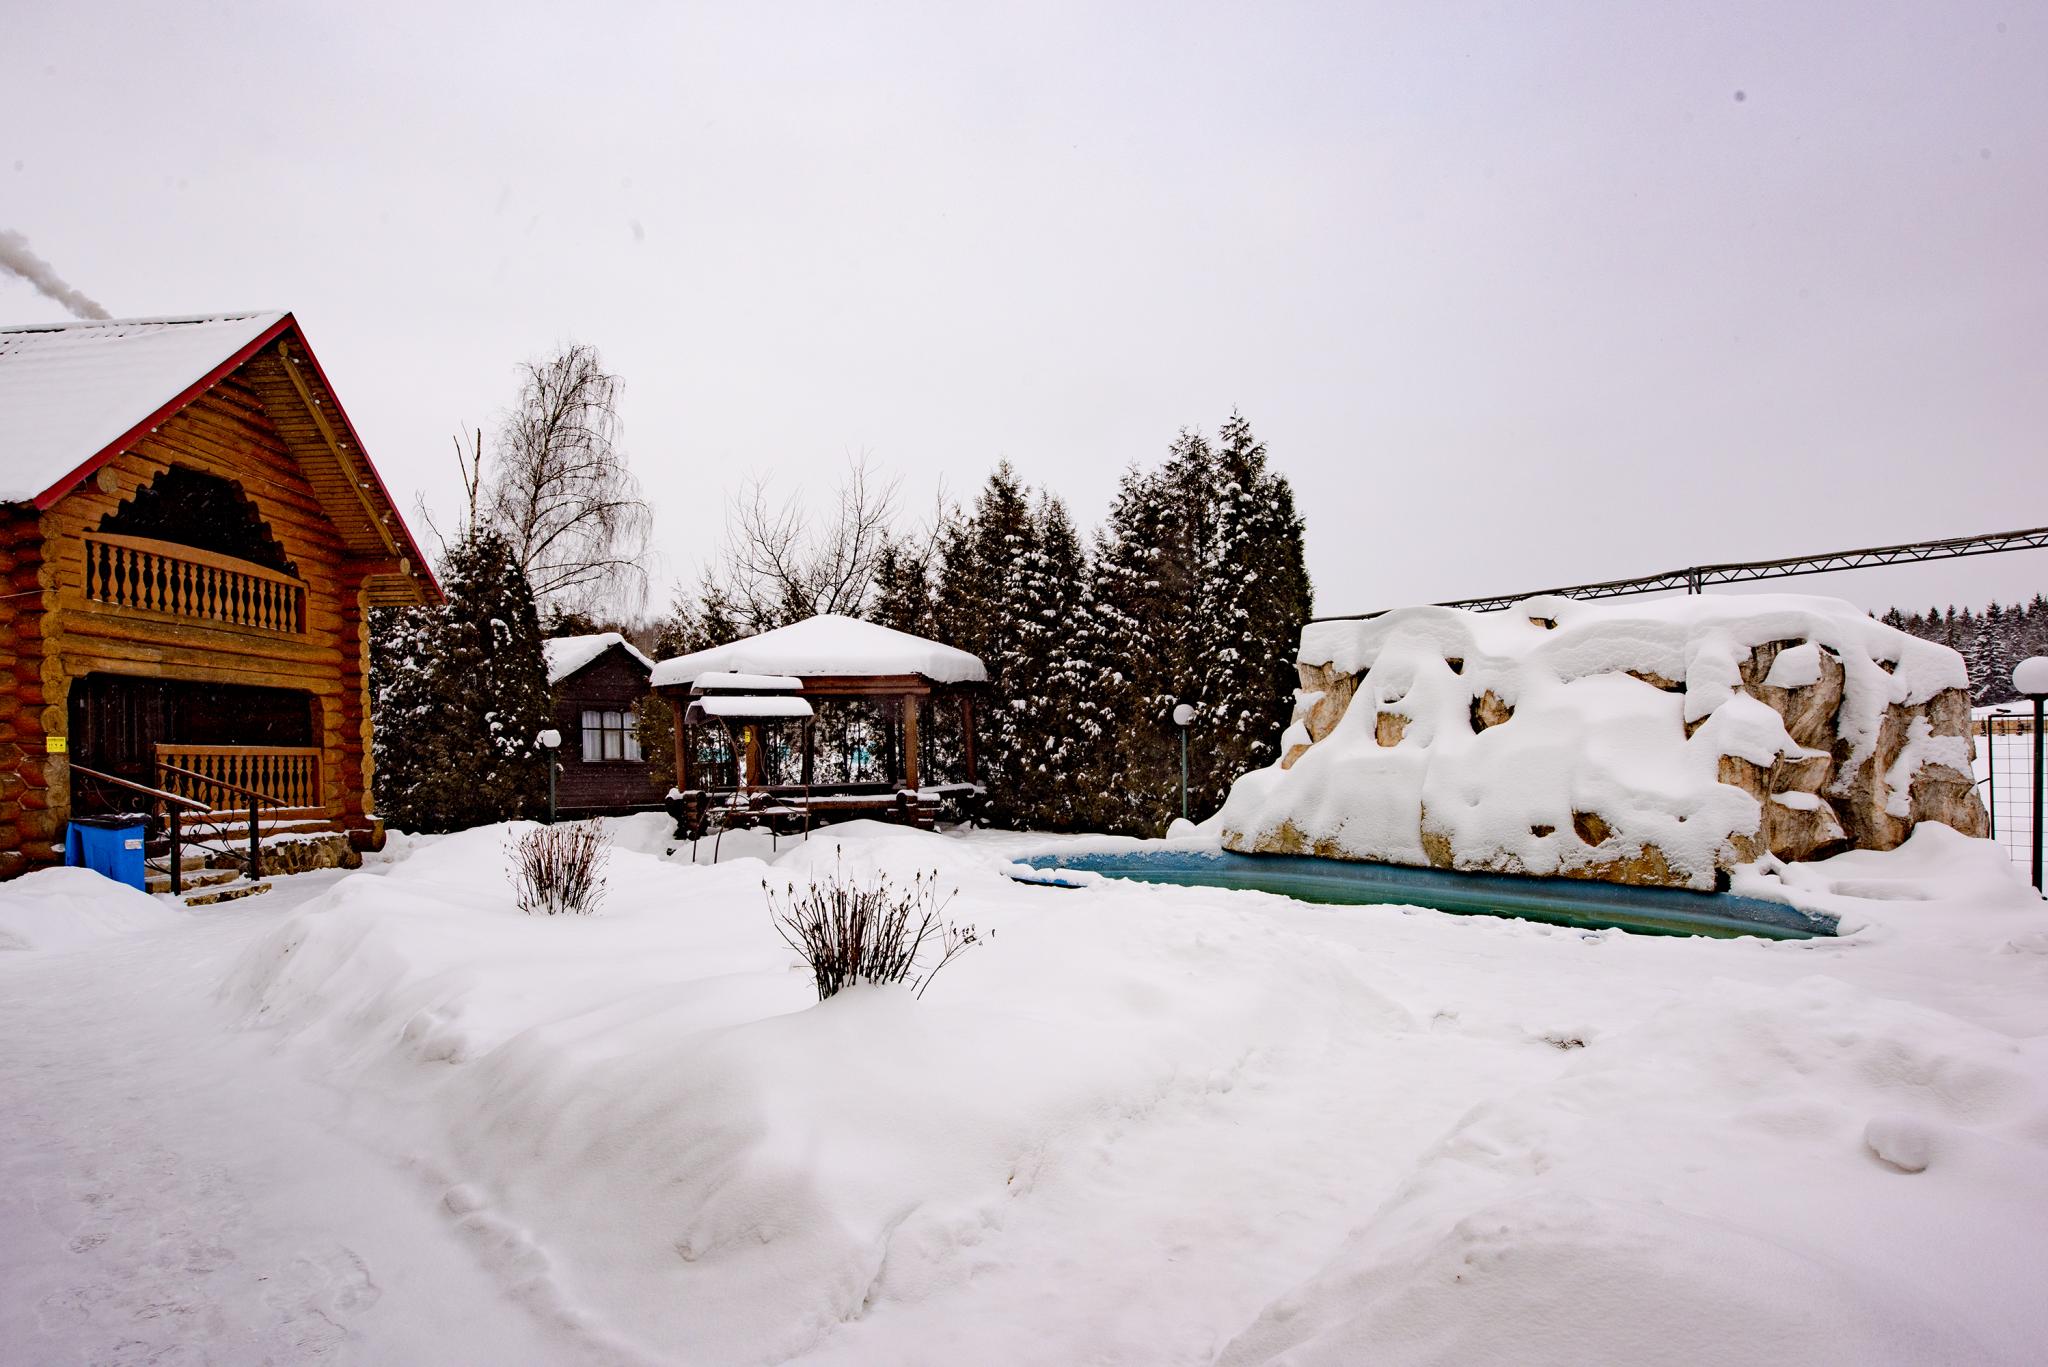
top-left (206, 832), bottom-right (362, 877)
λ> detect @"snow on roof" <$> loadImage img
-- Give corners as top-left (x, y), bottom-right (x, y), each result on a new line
top-left (693, 671), bottom-right (805, 692)
top-left (651, 614), bottom-right (987, 687)
top-left (542, 632), bottom-right (656, 685)
top-left (688, 695), bottom-right (816, 719)
top-left (0, 313), bottom-right (287, 503)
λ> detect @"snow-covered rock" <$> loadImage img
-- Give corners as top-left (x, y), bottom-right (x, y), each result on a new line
top-left (1217, 593), bottom-right (1990, 889)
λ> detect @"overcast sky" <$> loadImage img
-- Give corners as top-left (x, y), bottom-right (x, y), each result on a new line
top-left (4, 1), bottom-right (2043, 620)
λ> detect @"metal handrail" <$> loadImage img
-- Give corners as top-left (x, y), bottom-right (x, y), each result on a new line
top-left (69, 762), bottom-right (216, 896)
top-left (68, 762), bottom-right (210, 812)
top-left (153, 759), bottom-right (288, 881)
top-left (66, 759), bottom-right (292, 891)
top-left (71, 754), bottom-right (301, 893)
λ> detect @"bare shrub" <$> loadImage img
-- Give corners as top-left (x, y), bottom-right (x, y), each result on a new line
top-left (509, 821), bottom-right (610, 916)
top-left (765, 849), bottom-right (980, 1001)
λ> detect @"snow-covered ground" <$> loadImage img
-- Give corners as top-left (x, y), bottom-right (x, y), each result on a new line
top-left (4, 816), bottom-right (2047, 1364)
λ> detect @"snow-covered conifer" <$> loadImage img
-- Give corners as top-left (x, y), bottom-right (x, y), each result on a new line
top-left (1066, 461), bottom-right (1187, 833)
top-left (936, 463), bottom-right (1043, 820)
top-left (1005, 493), bottom-right (1088, 828)
top-left (871, 532), bottom-right (940, 639)
top-left (1190, 412), bottom-right (1313, 811)
top-left (371, 529), bottom-right (551, 832)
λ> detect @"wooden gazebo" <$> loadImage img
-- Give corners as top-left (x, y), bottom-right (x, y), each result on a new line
top-left (650, 614), bottom-right (987, 838)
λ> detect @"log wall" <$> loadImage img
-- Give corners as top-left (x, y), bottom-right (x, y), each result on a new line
top-left (0, 506), bottom-right (52, 876)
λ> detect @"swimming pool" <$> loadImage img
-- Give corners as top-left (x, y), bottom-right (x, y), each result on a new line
top-left (1020, 848), bottom-right (1837, 940)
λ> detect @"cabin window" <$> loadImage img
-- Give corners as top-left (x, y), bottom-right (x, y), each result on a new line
top-left (580, 708), bottom-right (642, 763)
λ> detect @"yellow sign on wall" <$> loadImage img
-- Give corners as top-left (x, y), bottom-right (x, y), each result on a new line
top-left (45, 735), bottom-right (66, 754)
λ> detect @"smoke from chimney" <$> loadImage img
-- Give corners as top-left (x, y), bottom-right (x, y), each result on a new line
top-left (0, 229), bottom-right (111, 320)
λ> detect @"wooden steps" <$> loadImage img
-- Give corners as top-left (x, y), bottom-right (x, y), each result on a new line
top-left (179, 879), bottom-right (273, 907)
top-left (144, 818), bottom-right (356, 893)
top-left (145, 865), bottom-right (238, 894)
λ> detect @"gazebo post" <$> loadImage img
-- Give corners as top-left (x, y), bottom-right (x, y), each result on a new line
top-left (902, 694), bottom-right (921, 792)
top-left (675, 697), bottom-right (693, 793)
top-left (959, 694), bottom-right (977, 784)
top-left (743, 724), bottom-right (763, 790)
top-left (801, 718), bottom-right (815, 787)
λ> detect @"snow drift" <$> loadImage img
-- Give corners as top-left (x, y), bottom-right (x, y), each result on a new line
top-left (206, 818), bottom-right (2048, 1363)
top-left (0, 866), bottom-right (179, 951)
top-left (1217, 593), bottom-right (1990, 889)
top-left (224, 822), bottom-right (1406, 1362)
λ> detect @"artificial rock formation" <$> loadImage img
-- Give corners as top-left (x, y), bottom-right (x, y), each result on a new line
top-left (1217, 594), bottom-right (1990, 891)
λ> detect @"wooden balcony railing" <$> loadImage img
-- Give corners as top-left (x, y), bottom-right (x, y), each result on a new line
top-left (155, 744), bottom-right (324, 813)
top-left (83, 532), bottom-right (307, 635)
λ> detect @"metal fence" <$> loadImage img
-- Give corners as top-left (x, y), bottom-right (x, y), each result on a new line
top-left (1977, 711), bottom-right (2040, 878)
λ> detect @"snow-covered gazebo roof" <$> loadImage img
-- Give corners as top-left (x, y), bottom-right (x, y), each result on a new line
top-left (542, 632), bottom-right (656, 686)
top-left (651, 613), bottom-right (986, 688)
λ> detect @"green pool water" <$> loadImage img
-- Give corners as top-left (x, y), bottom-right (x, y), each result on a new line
top-left (1021, 849), bottom-right (1836, 940)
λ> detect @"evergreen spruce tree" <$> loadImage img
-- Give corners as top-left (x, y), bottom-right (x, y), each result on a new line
top-left (1006, 493), bottom-right (1088, 828)
top-left (1874, 594), bottom-right (2048, 705)
top-left (1190, 412), bottom-right (1314, 812)
top-left (2026, 596), bottom-right (2048, 668)
top-left (653, 583), bottom-right (743, 657)
top-left (1976, 602), bottom-right (2016, 704)
top-left (1954, 607), bottom-right (1983, 696)
top-left (870, 532), bottom-right (940, 638)
top-left (935, 462), bottom-right (1042, 821)
top-left (1067, 462), bottom-right (1187, 834)
top-left (1066, 418), bottom-right (1315, 834)
top-left (368, 604), bottom-right (438, 823)
top-left (371, 528), bottom-right (551, 832)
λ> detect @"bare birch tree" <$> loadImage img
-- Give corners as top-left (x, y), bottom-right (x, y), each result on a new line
top-left (702, 455), bottom-right (899, 629)
top-left (485, 345), bottom-right (653, 616)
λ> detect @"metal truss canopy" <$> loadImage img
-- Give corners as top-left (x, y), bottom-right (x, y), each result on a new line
top-left (1316, 525), bottom-right (2048, 623)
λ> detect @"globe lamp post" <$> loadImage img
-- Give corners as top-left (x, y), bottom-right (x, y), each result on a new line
top-left (1173, 703), bottom-right (1196, 822)
top-left (538, 728), bottom-right (563, 824)
top-left (2014, 657), bottom-right (2048, 893)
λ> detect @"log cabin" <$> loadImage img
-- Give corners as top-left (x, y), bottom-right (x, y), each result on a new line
top-left (0, 312), bottom-right (439, 880)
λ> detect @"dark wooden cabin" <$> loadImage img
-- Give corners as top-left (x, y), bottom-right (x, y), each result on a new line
top-left (0, 312), bottom-right (439, 879)
top-left (542, 632), bottom-right (664, 815)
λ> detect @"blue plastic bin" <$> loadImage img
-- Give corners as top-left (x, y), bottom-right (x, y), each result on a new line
top-left (66, 815), bottom-right (149, 890)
